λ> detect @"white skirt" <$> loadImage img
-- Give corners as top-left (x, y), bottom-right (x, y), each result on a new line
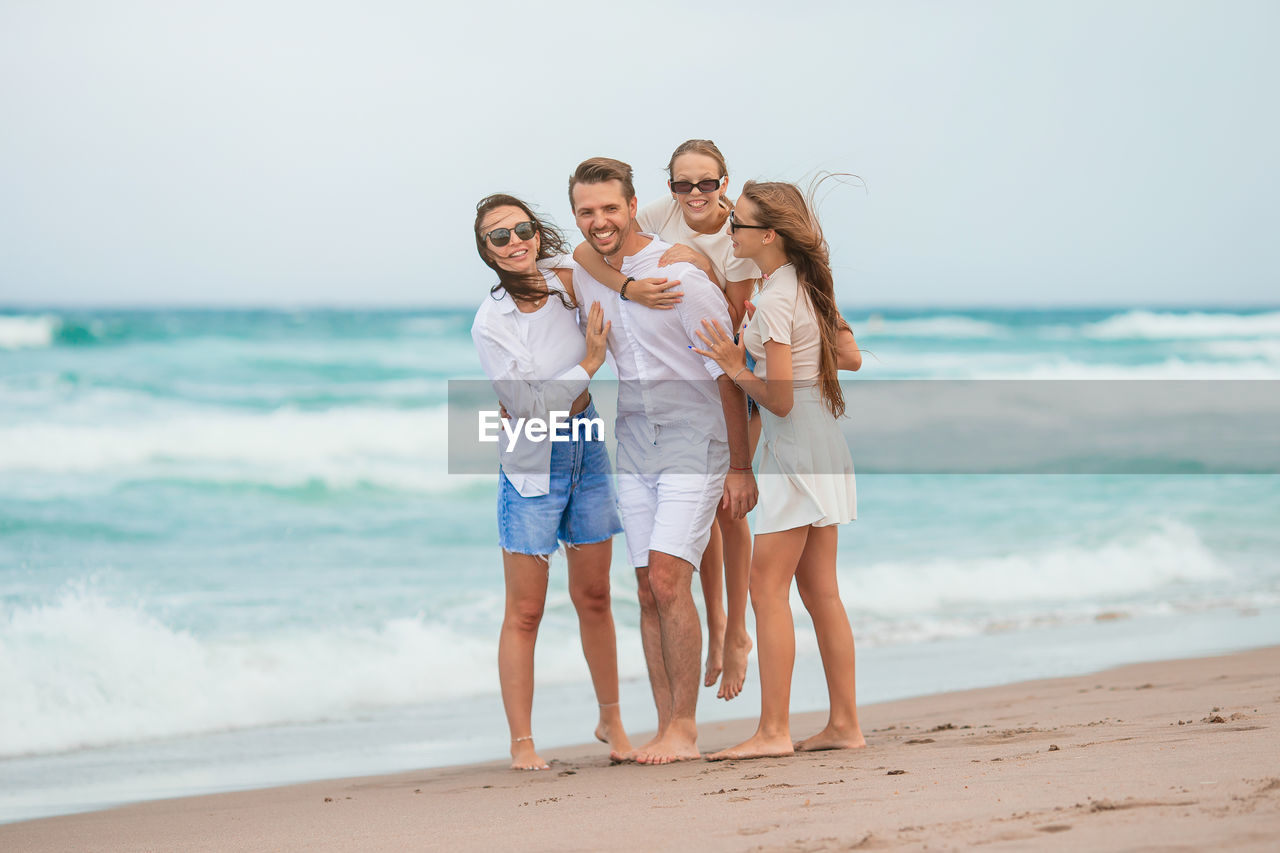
top-left (754, 384), bottom-right (857, 535)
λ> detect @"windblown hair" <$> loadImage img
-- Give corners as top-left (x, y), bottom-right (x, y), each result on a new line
top-left (474, 193), bottom-right (574, 309)
top-left (740, 180), bottom-right (847, 418)
top-left (665, 139), bottom-right (728, 180)
top-left (568, 157), bottom-right (636, 207)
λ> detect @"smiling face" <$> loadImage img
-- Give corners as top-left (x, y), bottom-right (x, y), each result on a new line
top-left (571, 179), bottom-right (638, 260)
top-left (669, 152), bottom-right (727, 232)
top-left (479, 205), bottom-right (540, 275)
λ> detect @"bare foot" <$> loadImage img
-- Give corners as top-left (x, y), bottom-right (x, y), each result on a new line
top-left (703, 617), bottom-right (726, 687)
top-left (716, 631), bottom-right (753, 701)
top-left (510, 738), bottom-right (549, 771)
top-left (596, 716), bottom-right (634, 763)
top-left (706, 732), bottom-right (793, 761)
top-left (634, 731), bottom-right (700, 765)
top-left (618, 731), bottom-right (659, 763)
top-left (793, 725), bottom-right (867, 752)
top-left (635, 732), bottom-right (661, 750)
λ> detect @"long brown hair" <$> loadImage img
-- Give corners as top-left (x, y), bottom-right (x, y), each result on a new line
top-left (740, 180), bottom-right (846, 418)
top-left (474, 193), bottom-right (574, 308)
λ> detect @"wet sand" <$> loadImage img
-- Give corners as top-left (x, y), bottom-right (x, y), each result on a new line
top-left (3, 646), bottom-right (1278, 852)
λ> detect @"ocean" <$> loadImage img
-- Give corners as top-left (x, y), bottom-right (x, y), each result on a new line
top-left (2, 306), bottom-right (1278, 823)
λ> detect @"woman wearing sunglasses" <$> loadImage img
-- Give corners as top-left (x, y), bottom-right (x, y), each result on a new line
top-left (693, 181), bottom-right (864, 761)
top-left (471, 193), bottom-right (633, 770)
top-left (573, 139), bottom-right (760, 704)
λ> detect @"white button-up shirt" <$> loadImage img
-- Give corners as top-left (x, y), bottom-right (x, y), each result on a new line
top-left (471, 265), bottom-right (589, 497)
top-left (573, 236), bottom-right (732, 444)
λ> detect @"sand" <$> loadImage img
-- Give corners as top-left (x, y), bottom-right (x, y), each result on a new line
top-left (3, 646), bottom-right (1278, 852)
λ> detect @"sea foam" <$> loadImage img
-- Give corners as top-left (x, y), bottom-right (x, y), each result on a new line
top-left (862, 315), bottom-right (1010, 339)
top-left (845, 520), bottom-right (1230, 616)
top-left (0, 315), bottom-right (59, 350)
top-left (1080, 310), bottom-right (1280, 340)
top-left (0, 520), bottom-right (1253, 758)
top-left (0, 585), bottom-right (629, 758)
top-left (983, 356), bottom-right (1280, 380)
top-left (0, 405), bottom-right (461, 492)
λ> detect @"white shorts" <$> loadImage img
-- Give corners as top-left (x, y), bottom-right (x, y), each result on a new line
top-left (614, 417), bottom-right (729, 569)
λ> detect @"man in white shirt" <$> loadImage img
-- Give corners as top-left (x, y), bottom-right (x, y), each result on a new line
top-left (568, 157), bottom-right (757, 764)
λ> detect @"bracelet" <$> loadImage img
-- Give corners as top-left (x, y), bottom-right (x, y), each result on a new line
top-left (730, 365), bottom-right (748, 385)
top-left (620, 276), bottom-right (636, 300)
top-left (730, 465), bottom-right (752, 471)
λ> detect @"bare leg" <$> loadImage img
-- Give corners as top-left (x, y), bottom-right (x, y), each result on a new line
top-left (634, 564), bottom-right (671, 754)
top-left (707, 526), bottom-right (807, 761)
top-left (698, 519), bottom-right (726, 688)
top-left (716, 507), bottom-right (753, 701)
top-left (793, 525), bottom-right (866, 752)
top-left (498, 552), bottom-right (550, 770)
top-left (634, 551), bottom-right (702, 764)
top-left (566, 540), bottom-right (633, 761)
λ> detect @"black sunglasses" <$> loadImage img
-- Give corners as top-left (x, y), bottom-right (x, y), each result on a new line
top-left (483, 220), bottom-right (537, 247)
top-left (670, 178), bottom-right (724, 194)
top-left (728, 211), bottom-right (770, 233)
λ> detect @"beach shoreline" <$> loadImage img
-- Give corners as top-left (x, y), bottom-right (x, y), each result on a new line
top-left (4, 645), bottom-right (1278, 852)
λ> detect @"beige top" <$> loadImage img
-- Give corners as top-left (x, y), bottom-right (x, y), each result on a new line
top-left (636, 196), bottom-right (760, 290)
top-left (743, 263), bottom-right (822, 383)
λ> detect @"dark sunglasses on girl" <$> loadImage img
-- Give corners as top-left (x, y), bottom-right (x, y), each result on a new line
top-left (728, 210), bottom-right (771, 232)
top-left (483, 220), bottom-right (537, 247)
top-left (670, 178), bottom-right (724, 194)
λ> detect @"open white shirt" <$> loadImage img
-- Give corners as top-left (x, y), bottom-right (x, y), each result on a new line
top-left (471, 263), bottom-right (589, 497)
top-left (572, 236), bottom-right (732, 444)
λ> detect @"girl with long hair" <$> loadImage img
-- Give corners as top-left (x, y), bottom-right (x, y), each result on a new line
top-left (471, 193), bottom-right (633, 769)
top-left (693, 180), bottom-right (865, 759)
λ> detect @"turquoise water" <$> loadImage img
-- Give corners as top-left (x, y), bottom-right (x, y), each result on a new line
top-left (2, 306), bottom-right (1279, 822)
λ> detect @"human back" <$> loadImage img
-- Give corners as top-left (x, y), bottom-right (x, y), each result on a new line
top-left (636, 194), bottom-right (757, 291)
top-left (572, 234), bottom-right (730, 435)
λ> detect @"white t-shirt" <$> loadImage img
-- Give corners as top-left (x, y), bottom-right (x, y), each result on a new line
top-left (471, 265), bottom-right (589, 497)
top-left (743, 264), bottom-right (823, 383)
top-left (636, 196), bottom-right (760, 290)
top-left (572, 236), bottom-right (732, 444)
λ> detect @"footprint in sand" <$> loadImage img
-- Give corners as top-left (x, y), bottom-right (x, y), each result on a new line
top-left (735, 824), bottom-right (773, 835)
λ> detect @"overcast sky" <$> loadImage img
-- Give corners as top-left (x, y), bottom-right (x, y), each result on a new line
top-left (1, 1), bottom-right (1276, 307)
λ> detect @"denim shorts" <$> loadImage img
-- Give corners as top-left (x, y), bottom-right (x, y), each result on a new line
top-left (744, 348), bottom-right (760, 417)
top-left (497, 400), bottom-right (623, 556)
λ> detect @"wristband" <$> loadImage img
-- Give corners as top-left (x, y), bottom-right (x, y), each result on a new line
top-left (730, 366), bottom-right (748, 385)
top-left (620, 276), bottom-right (636, 300)
top-left (730, 465), bottom-right (752, 471)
